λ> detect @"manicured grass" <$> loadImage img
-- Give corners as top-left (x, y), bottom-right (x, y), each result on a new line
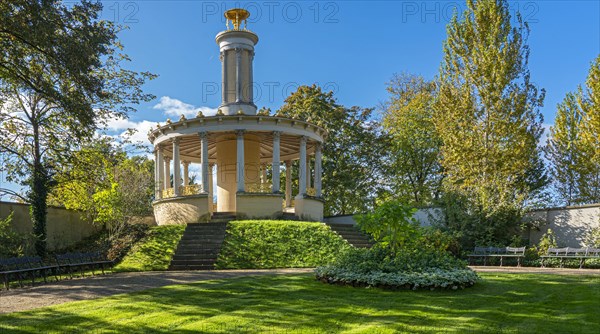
top-left (215, 220), bottom-right (350, 269)
top-left (113, 225), bottom-right (185, 272)
top-left (1, 273), bottom-right (598, 333)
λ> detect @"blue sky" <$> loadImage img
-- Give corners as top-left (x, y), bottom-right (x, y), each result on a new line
top-left (100, 0), bottom-right (600, 142)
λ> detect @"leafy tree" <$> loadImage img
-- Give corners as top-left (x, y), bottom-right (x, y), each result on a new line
top-left (578, 55), bottom-right (600, 203)
top-left (433, 0), bottom-right (546, 246)
top-left (546, 93), bottom-right (584, 205)
top-left (546, 55), bottom-right (600, 205)
top-left (0, 0), bottom-right (155, 255)
top-left (49, 140), bottom-right (154, 238)
top-left (381, 73), bottom-right (443, 206)
top-left (277, 85), bottom-right (387, 215)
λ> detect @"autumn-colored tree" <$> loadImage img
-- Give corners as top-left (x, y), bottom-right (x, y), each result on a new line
top-left (434, 0), bottom-right (546, 246)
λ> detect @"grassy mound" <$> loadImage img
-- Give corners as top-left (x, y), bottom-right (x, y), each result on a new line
top-left (215, 220), bottom-right (350, 269)
top-left (114, 225), bottom-right (185, 272)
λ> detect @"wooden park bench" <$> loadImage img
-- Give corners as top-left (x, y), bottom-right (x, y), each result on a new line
top-left (541, 247), bottom-right (600, 269)
top-left (0, 256), bottom-right (60, 290)
top-left (55, 252), bottom-right (114, 278)
top-left (468, 246), bottom-right (526, 267)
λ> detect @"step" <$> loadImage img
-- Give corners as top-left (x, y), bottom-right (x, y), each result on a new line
top-left (175, 249), bottom-right (221, 255)
top-left (169, 264), bottom-right (215, 271)
top-left (172, 254), bottom-right (219, 261)
top-left (170, 259), bottom-right (217, 265)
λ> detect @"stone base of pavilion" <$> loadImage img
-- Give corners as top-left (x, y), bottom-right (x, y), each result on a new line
top-left (152, 193), bottom-right (324, 225)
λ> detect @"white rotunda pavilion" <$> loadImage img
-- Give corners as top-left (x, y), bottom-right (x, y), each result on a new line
top-left (149, 9), bottom-right (326, 224)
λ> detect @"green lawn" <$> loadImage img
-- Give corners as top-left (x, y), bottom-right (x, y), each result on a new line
top-left (1, 273), bottom-right (599, 333)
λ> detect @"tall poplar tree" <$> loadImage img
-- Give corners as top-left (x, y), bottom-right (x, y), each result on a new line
top-left (546, 93), bottom-right (584, 206)
top-left (578, 56), bottom-right (600, 203)
top-left (434, 0), bottom-right (546, 245)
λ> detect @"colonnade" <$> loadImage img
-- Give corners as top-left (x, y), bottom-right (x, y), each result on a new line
top-left (154, 131), bottom-right (323, 208)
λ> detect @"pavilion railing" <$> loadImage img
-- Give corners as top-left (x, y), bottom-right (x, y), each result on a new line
top-left (245, 182), bottom-right (273, 194)
top-left (161, 184), bottom-right (204, 199)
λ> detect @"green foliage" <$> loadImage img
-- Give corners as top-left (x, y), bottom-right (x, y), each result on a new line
top-left (215, 220), bottom-right (351, 269)
top-left (548, 55), bottom-right (600, 205)
top-left (114, 225), bottom-right (185, 272)
top-left (277, 85), bottom-right (387, 215)
top-left (0, 1), bottom-right (155, 256)
top-left (325, 200), bottom-right (474, 290)
top-left (584, 225), bottom-right (600, 248)
top-left (0, 213), bottom-right (25, 258)
top-left (315, 246), bottom-right (477, 290)
top-left (433, 0), bottom-right (547, 248)
top-left (381, 73), bottom-right (443, 206)
top-left (536, 229), bottom-right (558, 257)
top-left (355, 201), bottom-right (419, 253)
top-left (49, 139), bottom-right (154, 238)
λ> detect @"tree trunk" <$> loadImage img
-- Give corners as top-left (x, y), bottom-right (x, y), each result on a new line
top-left (30, 165), bottom-right (48, 257)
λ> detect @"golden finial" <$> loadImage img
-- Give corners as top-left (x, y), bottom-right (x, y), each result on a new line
top-left (166, 118), bottom-right (172, 124)
top-left (237, 109), bottom-right (245, 115)
top-left (179, 114), bottom-right (187, 122)
top-left (217, 109), bottom-right (224, 115)
top-left (156, 123), bottom-right (161, 129)
top-left (197, 110), bottom-right (204, 118)
top-left (225, 8), bottom-right (250, 31)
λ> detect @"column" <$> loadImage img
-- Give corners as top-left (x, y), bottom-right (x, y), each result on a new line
top-left (182, 161), bottom-right (190, 188)
top-left (315, 143), bottom-right (322, 197)
top-left (172, 138), bottom-right (181, 196)
top-left (298, 136), bottom-right (307, 197)
top-left (208, 163), bottom-right (214, 210)
top-left (235, 48), bottom-right (241, 103)
top-left (285, 161), bottom-right (292, 206)
top-left (249, 51), bottom-right (254, 103)
top-left (200, 132), bottom-right (209, 193)
top-left (306, 159), bottom-right (311, 189)
top-left (156, 146), bottom-right (164, 199)
top-left (236, 130), bottom-right (245, 192)
top-left (261, 163), bottom-right (267, 184)
top-left (164, 157), bottom-right (171, 191)
top-left (272, 131), bottom-right (281, 193)
top-left (220, 51), bottom-right (227, 104)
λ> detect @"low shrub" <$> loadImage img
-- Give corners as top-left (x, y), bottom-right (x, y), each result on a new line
top-left (0, 213), bottom-right (26, 258)
top-left (315, 246), bottom-right (478, 290)
top-left (215, 220), bottom-right (350, 269)
top-left (114, 225), bottom-right (185, 272)
top-left (317, 201), bottom-right (479, 290)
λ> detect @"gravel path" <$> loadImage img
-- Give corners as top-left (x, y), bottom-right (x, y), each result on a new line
top-left (0, 268), bottom-right (313, 314)
top-left (471, 266), bottom-right (600, 275)
top-left (1, 266), bottom-right (599, 314)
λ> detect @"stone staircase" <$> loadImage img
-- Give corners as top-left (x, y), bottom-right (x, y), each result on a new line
top-left (326, 223), bottom-right (373, 248)
top-left (168, 212), bottom-right (236, 270)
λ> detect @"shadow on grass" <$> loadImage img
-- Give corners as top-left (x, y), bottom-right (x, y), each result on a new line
top-left (0, 273), bottom-right (599, 333)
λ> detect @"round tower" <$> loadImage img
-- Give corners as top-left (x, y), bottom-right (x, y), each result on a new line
top-left (216, 9), bottom-right (258, 116)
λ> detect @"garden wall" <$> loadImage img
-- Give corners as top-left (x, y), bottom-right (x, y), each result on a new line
top-left (0, 201), bottom-right (101, 251)
top-left (527, 204), bottom-right (600, 247)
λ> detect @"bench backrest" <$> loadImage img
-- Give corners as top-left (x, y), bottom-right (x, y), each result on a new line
top-left (0, 256), bottom-right (44, 270)
top-left (505, 247), bottom-right (526, 255)
top-left (586, 248), bottom-right (600, 256)
top-left (474, 246), bottom-right (525, 255)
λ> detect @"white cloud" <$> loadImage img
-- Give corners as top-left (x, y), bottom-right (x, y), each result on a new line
top-left (103, 117), bottom-right (156, 147)
top-left (153, 96), bottom-right (217, 117)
